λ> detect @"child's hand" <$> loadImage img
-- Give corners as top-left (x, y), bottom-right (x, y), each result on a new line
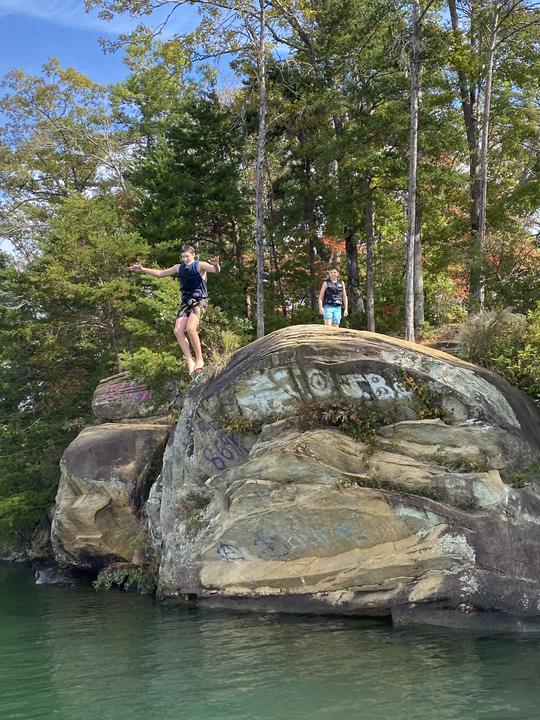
top-left (210, 256), bottom-right (220, 267)
top-left (129, 263), bottom-right (143, 272)
top-left (343, 309), bottom-right (349, 317)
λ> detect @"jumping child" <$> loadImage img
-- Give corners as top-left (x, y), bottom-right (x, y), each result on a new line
top-left (318, 267), bottom-right (348, 328)
top-left (129, 246), bottom-right (220, 375)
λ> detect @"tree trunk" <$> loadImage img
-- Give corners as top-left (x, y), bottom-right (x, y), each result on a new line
top-left (476, 1), bottom-right (500, 312)
top-left (345, 226), bottom-right (362, 315)
top-left (303, 158), bottom-right (318, 314)
top-left (413, 200), bottom-right (424, 331)
top-left (266, 180), bottom-right (287, 318)
top-left (447, 0), bottom-right (481, 308)
top-left (255, 0), bottom-right (267, 338)
top-left (405, 0), bottom-right (421, 342)
top-left (233, 221), bottom-right (251, 319)
top-left (309, 235), bottom-right (318, 313)
top-left (364, 175), bottom-right (376, 332)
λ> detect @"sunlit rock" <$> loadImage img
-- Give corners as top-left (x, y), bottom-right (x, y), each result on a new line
top-left (52, 418), bottom-right (172, 569)
top-left (150, 325), bottom-right (540, 630)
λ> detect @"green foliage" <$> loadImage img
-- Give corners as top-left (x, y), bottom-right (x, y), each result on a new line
top-left (0, 195), bottom-right (148, 552)
top-left (180, 491), bottom-right (210, 514)
top-left (337, 475), bottom-right (444, 503)
top-left (298, 400), bottom-right (392, 445)
top-left (458, 307), bottom-right (540, 403)
top-left (121, 347), bottom-right (186, 393)
top-left (94, 563), bottom-right (157, 593)
top-left (507, 463), bottom-right (540, 489)
top-left (429, 451), bottom-right (490, 474)
top-left (401, 376), bottom-right (452, 422)
top-left (424, 274), bottom-right (468, 326)
top-left (180, 492), bottom-right (210, 539)
top-left (220, 416), bottom-right (257, 435)
top-left (0, 491), bottom-right (52, 555)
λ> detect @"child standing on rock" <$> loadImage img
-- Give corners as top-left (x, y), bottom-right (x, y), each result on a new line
top-left (129, 246), bottom-right (220, 375)
top-left (318, 267), bottom-right (348, 328)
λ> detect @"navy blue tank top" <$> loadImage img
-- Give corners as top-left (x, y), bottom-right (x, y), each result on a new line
top-left (178, 261), bottom-right (208, 303)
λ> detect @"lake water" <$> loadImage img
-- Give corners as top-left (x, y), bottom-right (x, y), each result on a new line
top-left (1, 561), bottom-right (540, 720)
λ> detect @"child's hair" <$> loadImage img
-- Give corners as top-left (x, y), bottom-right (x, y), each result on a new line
top-left (329, 266), bottom-right (339, 273)
top-left (181, 245), bottom-right (196, 255)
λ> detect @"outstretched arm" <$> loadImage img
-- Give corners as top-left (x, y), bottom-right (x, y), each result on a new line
top-left (318, 282), bottom-right (327, 315)
top-left (199, 256), bottom-right (221, 273)
top-left (129, 262), bottom-right (179, 278)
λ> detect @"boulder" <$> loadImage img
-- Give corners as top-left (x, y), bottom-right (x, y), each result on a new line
top-left (92, 372), bottom-right (175, 421)
top-left (51, 417), bottom-right (173, 569)
top-left (149, 325), bottom-right (540, 630)
top-left (27, 511), bottom-right (54, 562)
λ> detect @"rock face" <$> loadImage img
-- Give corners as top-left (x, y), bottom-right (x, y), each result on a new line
top-left (50, 370), bottom-right (176, 570)
top-left (92, 372), bottom-right (176, 420)
top-left (52, 418), bottom-right (172, 569)
top-left (149, 325), bottom-right (540, 630)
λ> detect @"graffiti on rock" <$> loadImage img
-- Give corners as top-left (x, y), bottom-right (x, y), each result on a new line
top-left (253, 533), bottom-right (290, 558)
top-left (217, 542), bottom-right (245, 561)
top-left (235, 366), bottom-right (412, 417)
top-left (197, 418), bottom-right (250, 472)
top-left (95, 381), bottom-right (152, 405)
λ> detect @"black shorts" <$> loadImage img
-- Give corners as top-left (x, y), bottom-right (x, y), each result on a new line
top-left (176, 298), bottom-right (208, 319)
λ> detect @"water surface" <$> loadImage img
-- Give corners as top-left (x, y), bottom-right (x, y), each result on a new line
top-left (1, 562), bottom-right (539, 720)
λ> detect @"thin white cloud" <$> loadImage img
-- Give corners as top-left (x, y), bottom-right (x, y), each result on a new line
top-left (0, 0), bottom-right (198, 36)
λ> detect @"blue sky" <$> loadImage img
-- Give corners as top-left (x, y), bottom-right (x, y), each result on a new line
top-left (0, 0), bottom-right (200, 84)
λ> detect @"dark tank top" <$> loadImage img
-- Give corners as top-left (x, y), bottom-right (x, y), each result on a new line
top-left (323, 279), bottom-right (344, 306)
top-left (178, 261), bottom-right (208, 303)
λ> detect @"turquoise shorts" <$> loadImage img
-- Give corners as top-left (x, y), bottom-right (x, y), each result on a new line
top-left (323, 305), bottom-right (342, 324)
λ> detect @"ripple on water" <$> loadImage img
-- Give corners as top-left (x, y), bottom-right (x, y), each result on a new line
top-left (2, 563), bottom-right (540, 720)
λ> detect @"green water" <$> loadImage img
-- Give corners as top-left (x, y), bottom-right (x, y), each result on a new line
top-left (1, 563), bottom-right (540, 720)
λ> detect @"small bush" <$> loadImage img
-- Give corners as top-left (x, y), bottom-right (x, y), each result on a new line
top-left (180, 492), bottom-right (210, 539)
top-left (94, 563), bottom-right (157, 593)
top-left (458, 306), bottom-right (540, 403)
top-left (337, 475), bottom-right (444, 503)
top-left (401, 376), bottom-right (452, 422)
top-left (121, 346), bottom-right (187, 394)
top-left (180, 491), bottom-right (210, 514)
top-left (298, 400), bottom-right (392, 445)
top-left (221, 416), bottom-right (257, 435)
top-left (507, 462), bottom-right (540, 489)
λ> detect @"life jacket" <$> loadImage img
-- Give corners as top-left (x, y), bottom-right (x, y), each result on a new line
top-left (323, 278), bottom-right (344, 306)
top-left (178, 261), bottom-right (208, 304)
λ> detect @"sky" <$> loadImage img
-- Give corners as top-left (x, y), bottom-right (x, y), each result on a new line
top-left (0, 0), bottom-right (201, 84)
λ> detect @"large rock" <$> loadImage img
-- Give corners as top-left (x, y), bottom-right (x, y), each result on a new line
top-left (148, 326), bottom-right (540, 630)
top-left (52, 417), bottom-right (173, 569)
top-left (92, 372), bottom-right (175, 421)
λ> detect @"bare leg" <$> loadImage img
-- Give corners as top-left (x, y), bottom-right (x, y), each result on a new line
top-left (331, 323), bottom-right (340, 329)
top-left (174, 316), bottom-right (195, 375)
top-left (186, 313), bottom-right (204, 370)
top-left (323, 318), bottom-right (332, 327)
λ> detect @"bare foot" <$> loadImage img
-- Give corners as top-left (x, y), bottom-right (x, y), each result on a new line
top-left (193, 361), bottom-right (205, 373)
top-left (186, 357), bottom-right (195, 375)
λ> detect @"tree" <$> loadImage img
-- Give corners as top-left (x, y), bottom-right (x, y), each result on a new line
top-left (0, 196), bottom-right (147, 551)
top-left (405, 0), bottom-right (423, 342)
top-left (447, 0), bottom-right (540, 309)
top-left (0, 60), bottom-right (134, 259)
